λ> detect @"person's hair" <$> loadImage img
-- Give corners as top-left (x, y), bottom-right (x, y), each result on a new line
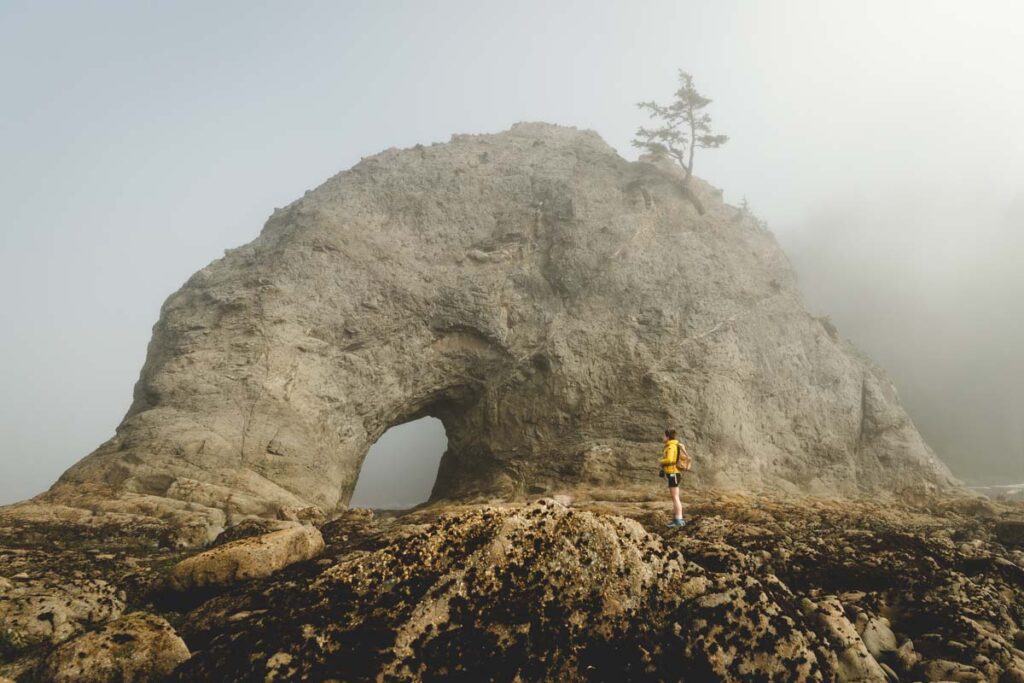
top-left (665, 429), bottom-right (677, 440)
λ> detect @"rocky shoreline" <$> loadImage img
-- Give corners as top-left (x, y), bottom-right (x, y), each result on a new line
top-left (1, 491), bottom-right (1023, 681)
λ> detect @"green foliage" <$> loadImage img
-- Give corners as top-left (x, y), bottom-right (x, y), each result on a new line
top-left (633, 70), bottom-right (728, 185)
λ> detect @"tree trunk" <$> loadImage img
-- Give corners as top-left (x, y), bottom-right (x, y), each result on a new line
top-left (684, 105), bottom-right (696, 186)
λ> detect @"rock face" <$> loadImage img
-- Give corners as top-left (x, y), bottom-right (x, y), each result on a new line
top-left (44, 122), bottom-right (955, 525)
top-left (40, 612), bottom-right (190, 683)
top-left (0, 577), bottom-right (124, 657)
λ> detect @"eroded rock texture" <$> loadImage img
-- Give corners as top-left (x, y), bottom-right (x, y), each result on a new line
top-left (41, 122), bottom-right (954, 528)
top-left (172, 500), bottom-right (828, 681)
top-left (168, 496), bottom-right (1024, 682)
top-left (40, 612), bottom-right (190, 683)
top-left (2, 493), bottom-right (1023, 681)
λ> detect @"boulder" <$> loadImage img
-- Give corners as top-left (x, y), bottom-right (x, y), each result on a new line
top-left (168, 526), bottom-right (324, 590)
top-left (856, 613), bottom-right (898, 659)
top-left (40, 612), bottom-right (189, 682)
top-left (895, 639), bottom-right (920, 670)
top-left (801, 597), bottom-right (888, 682)
top-left (0, 578), bottom-right (123, 656)
top-left (919, 658), bottom-right (988, 682)
top-left (44, 122), bottom-right (957, 522)
top-left (995, 520), bottom-right (1024, 547)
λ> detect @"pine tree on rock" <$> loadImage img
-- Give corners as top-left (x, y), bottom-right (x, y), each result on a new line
top-left (633, 70), bottom-right (729, 187)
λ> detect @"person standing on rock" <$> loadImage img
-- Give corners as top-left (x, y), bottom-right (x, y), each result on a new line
top-left (660, 429), bottom-right (691, 527)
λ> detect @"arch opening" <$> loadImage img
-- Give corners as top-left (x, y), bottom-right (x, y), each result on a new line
top-left (349, 416), bottom-right (448, 510)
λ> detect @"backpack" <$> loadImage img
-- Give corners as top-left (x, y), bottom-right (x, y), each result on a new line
top-left (675, 443), bottom-right (692, 472)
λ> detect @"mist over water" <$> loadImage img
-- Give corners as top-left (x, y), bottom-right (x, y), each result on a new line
top-left (781, 192), bottom-right (1024, 485)
top-left (1, 1), bottom-right (1022, 504)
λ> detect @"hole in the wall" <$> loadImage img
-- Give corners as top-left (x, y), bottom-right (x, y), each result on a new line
top-left (349, 416), bottom-right (448, 510)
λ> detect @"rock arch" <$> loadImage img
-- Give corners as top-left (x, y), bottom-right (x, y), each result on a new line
top-left (45, 123), bottom-right (956, 531)
top-left (349, 416), bottom-right (447, 509)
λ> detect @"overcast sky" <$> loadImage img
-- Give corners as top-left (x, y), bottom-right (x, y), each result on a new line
top-left (2, 0), bottom-right (1022, 506)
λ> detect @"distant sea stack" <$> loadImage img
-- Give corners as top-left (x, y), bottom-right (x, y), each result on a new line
top-left (42, 122), bottom-right (956, 531)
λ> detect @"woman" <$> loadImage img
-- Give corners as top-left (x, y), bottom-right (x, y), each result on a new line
top-left (659, 429), bottom-right (690, 527)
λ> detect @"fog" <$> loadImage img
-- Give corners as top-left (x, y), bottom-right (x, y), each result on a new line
top-left (349, 418), bottom-right (448, 509)
top-left (1, 1), bottom-right (1022, 505)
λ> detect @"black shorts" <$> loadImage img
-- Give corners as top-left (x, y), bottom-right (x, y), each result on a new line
top-left (667, 473), bottom-right (681, 488)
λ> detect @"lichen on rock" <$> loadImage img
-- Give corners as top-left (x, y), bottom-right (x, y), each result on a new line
top-left (173, 500), bottom-right (829, 681)
top-left (39, 612), bottom-right (190, 683)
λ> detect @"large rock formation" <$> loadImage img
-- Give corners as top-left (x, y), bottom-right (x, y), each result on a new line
top-left (42, 122), bottom-right (954, 528)
top-left (3, 490), bottom-right (1024, 680)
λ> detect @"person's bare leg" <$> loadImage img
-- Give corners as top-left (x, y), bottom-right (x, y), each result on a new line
top-left (671, 486), bottom-right (683, 520)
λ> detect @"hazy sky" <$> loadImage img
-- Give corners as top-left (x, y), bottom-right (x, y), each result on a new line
top-left (2, 1), bottom-right (1022, 506)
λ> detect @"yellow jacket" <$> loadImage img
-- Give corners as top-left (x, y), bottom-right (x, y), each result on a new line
top-left (660, 439), bottom-right (691, 475)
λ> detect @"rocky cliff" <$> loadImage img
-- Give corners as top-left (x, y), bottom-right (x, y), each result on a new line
top-left (41, 122), bottom-right (954, 532)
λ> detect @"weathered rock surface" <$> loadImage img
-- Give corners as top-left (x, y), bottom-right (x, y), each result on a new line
top-left (856, 614), bottom-right (898, 659)
top-left (209, 517), bottom-right (300, 547)
top-left (39, 612), bottom-right (190, 683)
top-left (172, 500), bottom-right (827, 681)
top-left (801, 596), bottom-right (887, 682)
top-left (25, 122), bottom-right (954, 527)
top-left (167, 526), bottom-right (324, 590)
top-left (995, 520), bottom-right (1024, 547)
top-left (167, 494), bottom-right (1024, 682)
top-left (276, 504), bottom-right (326, 526)
top-left (1, 491), bottom-right (1023, 681)
top-left (0, 577), bottom-right (124, 657)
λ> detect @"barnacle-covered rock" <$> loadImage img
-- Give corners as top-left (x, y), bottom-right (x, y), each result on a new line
top-left (39, 612), bottom-right (190, 683)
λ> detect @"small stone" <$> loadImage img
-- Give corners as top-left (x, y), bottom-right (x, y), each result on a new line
top-left (860, 616), bottom-right (898, 658)
top-left (265, 651), bottom-right (295, 680)
top-left (920, 658), bottom-right (988, 683)
top-left (277, 505), bottom-right (327, 526)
